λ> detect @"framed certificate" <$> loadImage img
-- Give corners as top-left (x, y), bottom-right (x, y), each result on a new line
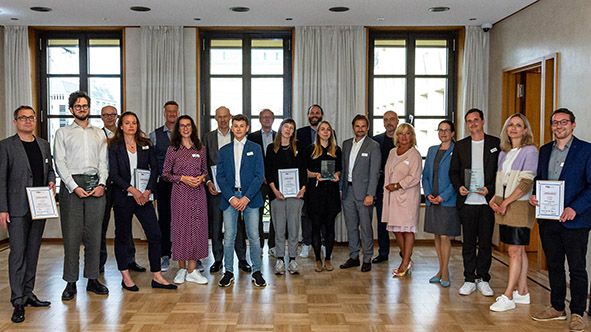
top-left (278, 168), bottom-right (300, 198)
top-left (210, 165), bottom-right (221, 192)
top-left (535, 180), bottom-right (565, 220)
top-left (26, 187), bottom-right (59, 220)
top-left (134, 169), bottom-right (154, 200)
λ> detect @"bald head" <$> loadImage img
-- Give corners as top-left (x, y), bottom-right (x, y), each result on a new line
top-left (383, 111), bottom-right (399, 137)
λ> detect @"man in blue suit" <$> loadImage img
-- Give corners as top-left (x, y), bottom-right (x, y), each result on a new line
top-left (216, 114), bottom-right (267, 288)
top-left (530, 109), bottom-right (591, 332)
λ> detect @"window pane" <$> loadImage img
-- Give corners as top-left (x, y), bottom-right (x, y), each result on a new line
top-left (414, 118), bottom-right (445, 157)
top-left (89, 45), bottom-right (120, 75)
top-left (374, 40), bottom-right (406, 75)
top-left (252, 39), bottom-right (283, 75)
top-left (251, 78), bottom-right (283, 116)
top-left (89, 77), bottom-right (121, 115)
top-left (373, 78), bottom-right (406, 116)
top-left (210, 78), bottom-right (242, 115)
top-left (415, 40), bottom-right (447, 75)
top-left (210, 39), bottom-right (242, 75)
top-left (414, 78), bottom-right (447, 116)
top-left (48, 40), bottom-right (79, 74)
top-left (48, 77), bottom-right (80, 115)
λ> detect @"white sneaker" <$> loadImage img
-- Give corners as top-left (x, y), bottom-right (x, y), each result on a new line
top-left (459, 282), bottom-right (477, 296)
top-left (268, 247), bottom-right (276, 258)
top-left (288, 260), bottom-right (299, 274)
top-left (299, 245), bottom-right (310, 258)
top-left (512, 290), bottom-right (531, 304)
top-left (477, 281), bottom-right (494, 297)
top-left (274, 260), bottom-right (285, 275)
top-left (490, 294), bottom-right (516, 312)
top-left (174, 268), bottom-right (187, 284)
top-left (185, 270), bottom-right (208, 284)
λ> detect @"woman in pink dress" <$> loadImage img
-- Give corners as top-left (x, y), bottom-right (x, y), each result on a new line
top-left (161, 115), bottom-right (209, 285)
top-left (382, 123), bottom-right (422, 277)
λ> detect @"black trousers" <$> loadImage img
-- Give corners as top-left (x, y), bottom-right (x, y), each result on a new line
top-left (207, 192), bottom-right (247, 263)
top-left (7, 214), bottom-right (46, 306)
top-left (458, 204), bottom-right (495, 282)
top-left (156, 180), bottom-right (173, 257)
top-left (374, 190), bottom-right (390, 258)
top-left (100, 185), bottom-right (136, 270)
top-left (258, 184), bottom-right (276, 249)
top-left (300, 202), bottom-right (312, 246)
top-left (310, 211), bottom-right (338, 261)
top-left (113, 198), bottom-right (162, 272)
top-left (539, 220), bottom-right (590, 316)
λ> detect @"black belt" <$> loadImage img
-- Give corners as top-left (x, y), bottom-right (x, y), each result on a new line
top-left (234, 187), bottom-right (241, 191)
top-left (347, 182), bottom-right (353, 186)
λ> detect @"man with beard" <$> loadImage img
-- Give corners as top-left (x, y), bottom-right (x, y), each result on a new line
top-left (54, 91), bottom-right (109, 301)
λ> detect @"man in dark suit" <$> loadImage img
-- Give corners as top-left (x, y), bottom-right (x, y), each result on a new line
top-left (203, 106), bottom-right (250, 274)
top-left (529, 109), bottom-right (591, 331)
top-left (339, 114), bottom-right (381, 272)
top-left (0, 106), bottom-right (55, 323)
top-left (450, 108), bottom-right (500, 297)
top-left (216, 114), bottom-right (266, 288)
top-left (247, 109), bottom-right (277, 255)
top-left (371, 111), bottom-right (398, 263)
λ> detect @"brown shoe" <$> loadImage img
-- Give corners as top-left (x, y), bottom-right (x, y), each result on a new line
top-left (324, 260), bottom-right (334, 271)
top-left (530, 306), bottom-right (567, 321)
top-left (315, 261), bottom-right (324, 272)
top-left (569, 314), bottom-right (586, 332)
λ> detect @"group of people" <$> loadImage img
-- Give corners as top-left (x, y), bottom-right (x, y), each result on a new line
top-left (1, 91), bottom-right (590, 332)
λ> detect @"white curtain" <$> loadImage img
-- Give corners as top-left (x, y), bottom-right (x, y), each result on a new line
top-left (460, 26), bottom-right (490, 136)
top-left (140, 26), bottom-right (185, 133)
top-left (4, 26), bottom-right (33, 137)
top-left (293, 26), bottom-right (366, 242)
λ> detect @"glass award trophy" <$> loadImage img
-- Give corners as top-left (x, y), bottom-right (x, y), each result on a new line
top-left (320, 160), bottom-right (336, 181)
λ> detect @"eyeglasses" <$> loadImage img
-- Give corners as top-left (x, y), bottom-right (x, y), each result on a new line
top-left (101, 113), bottom-right (118, 118)
top-left (437, 129), bottom-right (451, 133)
top-left (179, 124), bottom-right (192, 129)
top-left (16, 116), bottom-right (36, 122)
top-left (551, 119), bottom-right (571, 127)
top-left (73, 104), bottom-right (90, 111)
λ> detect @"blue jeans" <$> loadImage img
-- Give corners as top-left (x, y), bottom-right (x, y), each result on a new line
top-left (223, 192), bottom-right (262, 273)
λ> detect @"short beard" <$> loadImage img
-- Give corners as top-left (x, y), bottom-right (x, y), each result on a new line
top-left (309, 116), bottom-right (322, 126)
top-left (73, 113), bottom-right (89, 121)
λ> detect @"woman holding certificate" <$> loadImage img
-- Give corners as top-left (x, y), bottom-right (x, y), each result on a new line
top-left (382, 123), bottom-right (422, 278)
top-left (265, 119), bottom-right (307, 275)
top-left (161, 115), bottom-right (209, 285)
top-left (488, 113), bottom-right (538, 312)
top-left (108, 111), bottom-right (176, 291)
top-left (305, 120), bottom-right (342, 272)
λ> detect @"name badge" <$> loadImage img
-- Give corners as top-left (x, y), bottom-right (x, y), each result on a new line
top-left (361, 152), bottom-right (369, 157)
top-left (490, 147), bottom-right (498, 153)
top-left (192, 153), bottom-right (199, 158)
top-left (404, 160), bottom-right (410, 165)
top-left (45, 158), bottom-right (49, 163)
top-left (247, 151), bottom-right (254, 156)
top-left (560, 162), bottom-right (564, 167)
top-left (142, 145), bottom-right (149, 150)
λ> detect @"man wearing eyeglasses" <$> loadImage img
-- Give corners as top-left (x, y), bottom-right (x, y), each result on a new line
top-left (529, 108), bottom-right (591, 332)
top-left (0, 106), bottom-right (55, 323)
top-left (54, 91), bottom-right (109, 301)
top-left (99, 106), bottom-right (145, 274)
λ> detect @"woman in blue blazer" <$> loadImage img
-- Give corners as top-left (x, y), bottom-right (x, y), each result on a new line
top-left (422, 120), bottom-right (460, 287)
top-left (108, 112), bottom-right (176, 291)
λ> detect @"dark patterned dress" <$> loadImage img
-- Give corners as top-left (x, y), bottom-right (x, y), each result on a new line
top-left (161, 145), bottom-right (209, 260)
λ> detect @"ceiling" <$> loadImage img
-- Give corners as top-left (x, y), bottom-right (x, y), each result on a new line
top-left (0, 0), bottom-right (537, 27)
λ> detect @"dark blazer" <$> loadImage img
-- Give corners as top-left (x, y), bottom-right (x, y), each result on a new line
top-left (535, 136), bottom-right (591, 229)
top-left (449, 134), bottom-right (500, 208)
top-left (340, 136), bottom-right (381, 200)
top-left (372, 132), bottom-right (395, 195)
top-left (202, 129), bottom-right (233, 182)
top-left (0, 135), bottom-right (55, 217)
top-left (247, 129), bottom-right (277, 155)
top-left (108, 141), bottom-right (158, 207)
top-left (216, 139), bottom-right (265, 211)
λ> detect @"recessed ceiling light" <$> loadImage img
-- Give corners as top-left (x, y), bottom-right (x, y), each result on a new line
top-left (469, 18), bottom-right (477, 21)
top-left (230, 6), bottom-right (250, 12)
top-left (329, 6), bottom-right (350, 12)
top-left (377, 17), bottom-right (385, 22)
top-left (285, 17), bottom-right (293, 21)
top-left (194, 17), bottom-right (202, 21)
top-left (130, 6), bottom-right (151, 12)
top-left (30, 6), bottom-right (52, 12)
top-left (428, 6), bottom-right (450, 13)
top-left (11, 17), bottom-right (19, 21)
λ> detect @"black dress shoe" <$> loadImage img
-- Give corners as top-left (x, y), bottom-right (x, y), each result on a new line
top-left (26, 294), bottom-right (51, 307)
top-left (371, 256), bottom-right (388, 264)
top-left (86, 279), bottom-right (109, 295)
top-left (121, 281), bottom-right (139, 292)
top-left (61, 282), bottom-right (77, 301)
top-left (238, 260), bottom-right (252, 273)
top-left (361, 262), bottom-right (372, 272)
top-left (210, 261), bottom-right (223, 273)
top-left (11, 305), bottom-right (25, 323)
top-left (128, 261), bottom-right (147, 272)
top-left (339, 258), bottom-right (361, 269)
top-left (151, 280), bottom-right (178, 290)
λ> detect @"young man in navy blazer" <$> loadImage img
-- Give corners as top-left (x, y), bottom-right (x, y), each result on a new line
top-left (216, 114), bottom-right (267, 288)
top-left (529, 109), bottom-right (591, 331)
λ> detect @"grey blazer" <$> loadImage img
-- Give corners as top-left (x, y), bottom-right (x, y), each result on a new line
top-left (202, 129), bottom-right (233, 182)
top-left (341, 136), bottom-right (381, 201)
top-left (0, 135), bottom-right (55, 217)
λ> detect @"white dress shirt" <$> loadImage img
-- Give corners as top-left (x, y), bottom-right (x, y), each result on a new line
top-left (127, 150), bottom-right (137, 196)
top-left (348, 136), bottom-right (366, 182)
top-left (217, 129), bottom-right (232, 151)
top-left (233, 137), bottom-right (246, 188)
top-left (261, 129), bottom-right (274, 155)
top-left (54, 121), bottom-right (109, 193)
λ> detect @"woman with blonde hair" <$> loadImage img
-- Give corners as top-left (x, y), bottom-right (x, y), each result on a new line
top-left (382, 123), bottom-right (422, 277)
top-left (489, 113), bottom-right (538, 312)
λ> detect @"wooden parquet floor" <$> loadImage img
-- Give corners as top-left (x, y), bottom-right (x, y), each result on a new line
top-left (0, 242), bottom-right (583, 331)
